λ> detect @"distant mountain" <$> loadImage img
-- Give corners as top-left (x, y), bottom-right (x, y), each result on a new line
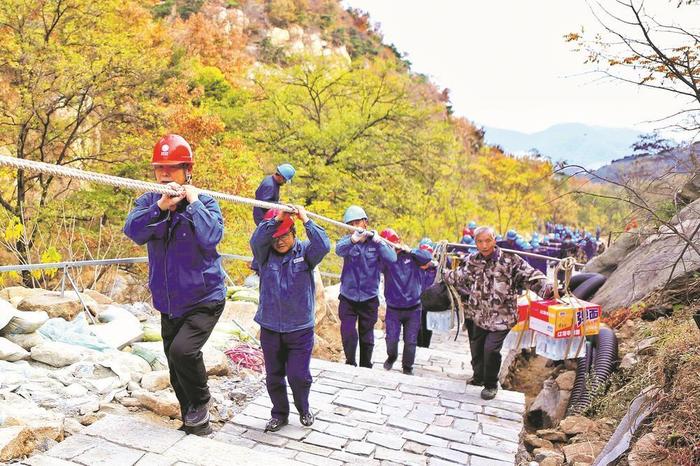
top-left (484, 123), bottom-right (644, 169)
top-left (591, 141), bottom-right (699, 182)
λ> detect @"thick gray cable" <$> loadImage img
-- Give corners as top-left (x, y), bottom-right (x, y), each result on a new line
top-left (0, 155), bottom-right (400, 248)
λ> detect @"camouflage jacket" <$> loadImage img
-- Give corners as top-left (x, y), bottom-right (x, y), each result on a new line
top-left (443, 247), bottom-right (547, 331)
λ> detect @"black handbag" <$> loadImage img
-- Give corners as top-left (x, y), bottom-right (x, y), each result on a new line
top-left (420, 281), bottom-right (452, 312)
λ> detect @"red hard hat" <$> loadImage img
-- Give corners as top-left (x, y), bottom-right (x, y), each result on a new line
top-left (152, 134), bottom-right (194, 165)
top-left (379, 228), bottom-right (400, 244)
top-left (263, 209), bottom-right (295, 238)
top-left (419, 243), bottom-right (434, 254)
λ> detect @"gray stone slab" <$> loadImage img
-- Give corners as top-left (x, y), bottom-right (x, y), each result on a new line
top-left (398, 385), bottom-right (440, 398)
top-left (480, 423), bottom-right (521, 442)
top-left (308, 419), bottom-right (330, 432)
top-left (433, 415), bottom-right (455, 427)
top-left (352, 376), bottom-right (398, 390)
top-left (452, 418), bottom-right (479, 433)
top-left (402, 393), bottom-right (441, 405)
top-left (386, 414), bottom-right (427, 433)
top-left (253, 443), bottom-right (298, 459)
top-left (163, 434), bottom-right (302, 466)
top-left (211, 431), bottom-right (256, 449)
top-left (425, 425), bottom-right (472, 443)
top-left (469, 456), bottom-right (513, 466)
top-left (338, 389), bottom-right (383, 404)
top-left (231, 414), bottom-right (268, 431)
top-left (320, 370), bottom-right (357, 383)
top-left (479, 398), bottom-right (526, 414)
top-left (293, 452), bottom-right (342, 466)
top-left (438, 399), bottom-right (460, 409)
top-left (382, 396), bottom-right (415, 410)
top-left (303, 431), bottom-right (347, 450)
top-left (324, 423), bottom-right (367, 441)
top-left (70, 437), bottom-right (145, 466)
top-left (316, 411), bottom-right (360, 427)
top-left (316, 378), bottom-right (362, 390)
top-left (285, 440), bottom-right (333, 457)
top-left (483, 406), bottom-right (523, 422)
top-left (241, 403), bottom-right (272, 420)
top-left (20, 456), bottom-right (83, 466)
top-left (242, 429), bottom-right (289, 447)
top-left (471, 433), bottom-right (518, 454)
top-left (308, 392), bottom-right (337, 406)
top-left (365, 432), bottom-right (405, 450)
top-left (406, 409), bottom-right (436, 425)
top-left (276, 424), bottom-right (310, 441)
top-left (412, 404), bottom-right (446, 415)
top-left (329, 450), bottom-right (381, 465)
top-left (381, 405), bottom-right (409, 417)
top-left (135, 453), bottom-right (177, 466)
top-left (344, 440), bottom-right (376, 456)
top-left (426, 458), bottom-right (463, 466)
top-left (426, 446), bottom-right (470, 464)
top-left (348, 411), bottom-right (387, 424)
top-left (373, 446), bottom-right (427, 466)
top-left (83, 415), bottom-right (185, 454)
top-left (476, 414), bottom-right (521, 430)
top-left (218, 423), bottom-right (246, 436)
top-left (401, 431), bottom-right (450, 448)
top-left (448, 406), bottom-right (482, 418)
top-left (449, 442), bottom-right (515, 463)
top-left (310, 384), bottom-right (340, 395)
top-left (333, 395), bottom-right (378, 412)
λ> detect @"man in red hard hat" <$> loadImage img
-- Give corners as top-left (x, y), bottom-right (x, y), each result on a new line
top-left (124, 134), bottom-right (226, 435)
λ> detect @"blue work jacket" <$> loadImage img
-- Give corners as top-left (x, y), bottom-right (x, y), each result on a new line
top-left (381, 250), bottom-right (424, 309)
top-left (123, 192), bottom-right (226, 318)
top-left (253, 175), bottom-right (281, 225)
top-left (251, 219), bottom-right (331, 333)
top-left (335, 236), bottom-right (397, 302)
top-left (420, 266), bottom-right (437, 293)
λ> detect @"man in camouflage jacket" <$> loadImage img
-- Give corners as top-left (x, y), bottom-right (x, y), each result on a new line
top-left (444, 226), bottom-right (552, 400)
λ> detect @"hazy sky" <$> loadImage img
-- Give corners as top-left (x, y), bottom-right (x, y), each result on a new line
top-left (343, 0), bottom-right (699, 136)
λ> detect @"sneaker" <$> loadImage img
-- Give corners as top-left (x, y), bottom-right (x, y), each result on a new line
top-left (264, 417), bottom-right (288, 433)
top-left (187, 422), bottom-right (213, 436)
top-left (402, 367), bottom-right (414, 375)
top-left (480, 387), bottom-right (498, 400)
top-left (299, 412), bottom-right (315, 427)
top-left (184, 404), bottom-right (210, 427)
top-left (383, 359), bottom-right (394, 371)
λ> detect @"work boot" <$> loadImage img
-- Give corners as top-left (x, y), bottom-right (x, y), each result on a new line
top-left (466, 376), bottom-right (484, 387)
top-left (184, 403), bottom-right (210, 427)
top-left (402, 366), bottom-right (414, 375)
top-left (299, 412), bottom-right (315, 427)
top-left (186, 422), bottom-right (213, 436)
top-left (359, 344), bottom-right (374, 368)
top-left (384, 340), bottom-right (398, 371)
top-left (480, 387), bottom-right (498, 400)
top-left (264, 417), bottom-right (288, 433)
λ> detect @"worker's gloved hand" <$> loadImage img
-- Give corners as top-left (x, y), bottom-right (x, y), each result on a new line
top-left (351, 230), bottom-right (365, 243)
top-left (541, 282), bottom-right (555, 299)
top-left (370, 230), bottom-right (382, 243)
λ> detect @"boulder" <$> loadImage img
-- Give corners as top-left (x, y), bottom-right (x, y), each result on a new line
top-left (268, 27), bottom-right (290, 46)
top-left (0, 393), bottom-right (65, 442)
top-left (562, 440), bottom-right (606, 463)
top-left (134, 390), bottom-right (180, 418)
top-left (131, 342), bottom-right (168, 371)
top-left (635, 337), bottom-right (659, 356)
top-left (628, 433), bottom-right (674, 466)
top-left (583, 231), bottom-right (642, 277)
top-left (559, 416), bottom-right (599, 436)
top-left (221, 300), bottom-right (258, 337)
top-left (31, 342), bottom-right (83, 367)
top-left (17, 294), bottom-right (83, 320)
top-left (533, 448), bottom-right (565, 462)
top-left (555, 371), bottom-right (577, 391)
top-left (0, 287), bottom-right (44, 306)
top-left (3, 332), bottom-right (45, 351)
top-left (96, 350), bottom-right (152, 384)
top-left (0, 337), bottom-right (30, 361)
top-left (204, 347), bottom-right (230, 376)
top-left (96, 304), bottom-right (138, 323)
top-left (91, 316), bottom-right (144, 350)
top-left (0, 426), bottom-right (35, 461)
top-left (140, 370), bottom-right (171, 392)
top-left (620, 352), bottom-right (639, 370)
top-left (539, 458), bottom-right (564, 466)
top-left (524, 433), bottom-right (554, 450)
top-left (0, 298), bottom-right (16, 330)
top-left (82, 289), bottom-right (113, 305)
top-left (2, 310), bottom-right (49, 335)
top-left (676, 172), bottom-right (700, 205)
top-left (536, 429), bottom-right (568, 443)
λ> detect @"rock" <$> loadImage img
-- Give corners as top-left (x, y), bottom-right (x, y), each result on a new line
top-left (134, 390), bottom-right (181, 418)
top-left (97, 350), bottom-right (152, 384)
top-left (63, 418), bottom-right (84, 436)
top-left (559, 416), bottom-right (599, 436)
top-left (140, 370), bottom-right (171, 392)
top-left (63, 383), bottom-right (89, 398)
top-left (221, 301), bottom-right (258, 337)
top-left (628, 433), bottom-right (674, 466)
top-left (540, 457), bottom-right (564, 466)
top-left (31, 341), bottom-right (83, 367)
top-left (537, 429), bottom-right (568, 443)
top-left (533, 448), bottom-right (565, 462)
top-left (617, 319), bottom-right (636, 340)
top-left (527, 379), bottom-right (565, 429)
top-left (0, 298), bottom-right (15, 331)
top-left (562, 440), bottom-right (606, 463)
top-left (204, 347), bottom-right (230, 376)
top-left (555, 371), bottom-right (577, 391)
top-left (620, 352), bottom-right (639, 370)
top-left (82, 289), bottom-right (113, 305)
top-left (0, 426), bottom-right (35, 461)
top-left (131, 341), bottom-right (168, 371)
top-left (268, 27), bottom-right (290, 46)
top-left (524, 433), bottom-right (554, 450)
top-left (79, 400), bottom-right (101, 415)
top-left (0, 393), bottom-right (65, 442)
top-left (79, 412), bottom-right (106, 426)
top-left (0, 287), bottom-right (44, 306)
top-left (584, 231), bottom-right (641, 277)
top-left (91, 316), bottom-right (144, 350)
top-left (0, 336), bottom-right (30, 361)
top-left (2, 310), bottom-right (49, 334)
top-left (676, 172), bottom-right (700, 205)
top-left (96, 304), bottom-right (139, 323)
top-left (17, 294), bottom-right (83, 320)
top-left (3, 331), bottom-right (45, 350)
top-left (635, 337), bottom-right (659, 356)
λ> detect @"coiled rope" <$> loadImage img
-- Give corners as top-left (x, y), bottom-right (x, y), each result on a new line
top-left (0, 155), bottom-right (399, 247)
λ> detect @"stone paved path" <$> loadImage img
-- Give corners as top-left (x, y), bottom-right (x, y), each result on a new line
top-left (30, 328), bottom-right (524, 466)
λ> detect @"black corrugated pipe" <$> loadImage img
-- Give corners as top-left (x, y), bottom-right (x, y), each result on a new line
top-left (568, 273), bottom-right (599, 290)
top-left (567, 340), bottom-right (594, 415)
top-left (572, 273), bottom-right (607, 301)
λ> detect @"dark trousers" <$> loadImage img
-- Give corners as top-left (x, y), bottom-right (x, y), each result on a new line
top-left (160, 301), bottom-right (224, 419)
top-left (385, 305), bottom-right (421, 370)
top-left (260, 326), bottom-right (314, 421)
top-left (467, 321), bottom-right (509, 389)
top-left (338, 295), bottom-right (379, 368)
top-left (416, 307), bottom-right (433, 348)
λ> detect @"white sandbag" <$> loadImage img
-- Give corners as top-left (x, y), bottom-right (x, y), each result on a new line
top-left (0, 337), bottom-right (30, 361)
top-left (0, 299), bottom-right (16, 331)
top-left (2, 310), bottom-right (49, 334)
top-left (426, 310), bottom-right (453, 332)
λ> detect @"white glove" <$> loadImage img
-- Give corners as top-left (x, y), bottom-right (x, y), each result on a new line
top-left (399, 244), bottom-right (412, 253)
top-left (351, 231), bottom-right (365, 243)
top-left (370, 230), bottom-right (382, 243)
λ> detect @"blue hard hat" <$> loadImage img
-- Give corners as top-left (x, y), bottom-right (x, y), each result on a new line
top-left (495, 235), bottom-right (503, 241)
top-left (468, 221), bottom-right (477, 229)
top-left (419, 237), bottom-right (432, 246)
top-left (531, 240), bottom-right (540, 248)
top-left (460, 234), bottom-right (473, 244)
top-left (343, 205), bottom-right (367, 224)
top-left (413, 248), bottom-right (433, 266)
top-left (506, 230), bottom-right (517, 240)
top-left (276, 163), bottom-right (296, 181)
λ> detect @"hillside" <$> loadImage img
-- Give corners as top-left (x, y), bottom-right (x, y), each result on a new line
top-left (591, 141), bottom-right (699, 182)
top-left (485, 123), bottom-right (643, 169)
